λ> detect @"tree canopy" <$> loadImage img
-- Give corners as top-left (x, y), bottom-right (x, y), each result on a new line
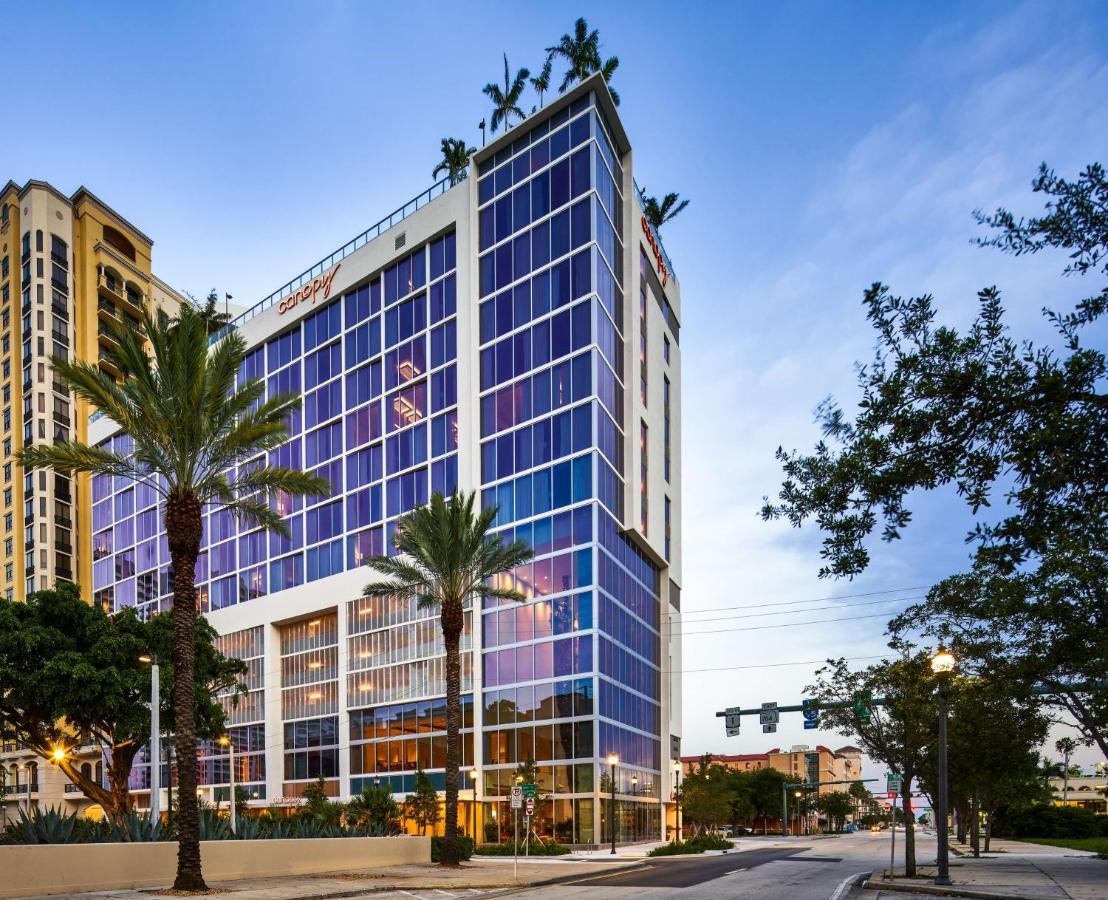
top-left (0, 582), bottom-right (244, 820)
top-left (763, 163), bottom-right (1108, 755)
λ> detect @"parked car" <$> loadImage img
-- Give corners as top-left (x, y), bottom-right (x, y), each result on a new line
top-left (844, 824), bottom-right (857, 833)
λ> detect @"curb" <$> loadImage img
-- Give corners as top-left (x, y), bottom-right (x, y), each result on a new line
top-left (863, 877), bottom-right (1061, 900)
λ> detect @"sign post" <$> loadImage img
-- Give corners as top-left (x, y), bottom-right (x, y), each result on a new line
top-left (888, 789), bottom-right (898, 879)
top-left (510, 785), bottom-right (522, 880)
top-left (524, 797), bottom-right (535, 858)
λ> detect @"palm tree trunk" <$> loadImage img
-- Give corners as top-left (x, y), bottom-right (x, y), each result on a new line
top-left (440, 601), bottom-right (464, 866)
top-left (166, 491), bottom-right (206, 891)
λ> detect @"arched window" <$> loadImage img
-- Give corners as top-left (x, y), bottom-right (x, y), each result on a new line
top-left (95, 761), bottom-right (103, 785)
top-left (80, 762), bottom-right (92, 781)
top-left (102, 225), bottom-right (136, 262)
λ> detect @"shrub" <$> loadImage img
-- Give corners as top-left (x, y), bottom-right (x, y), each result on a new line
top-left (345, 786), bottom-right (403, 835)
top-left (648, 834), bottom-right (735, 856)
top-left (431, 835), bottom-right (475, 861)
top-left (475, 839), bottom-right (571, 856)
top-left (993, 805), bottom-right (1102, 840)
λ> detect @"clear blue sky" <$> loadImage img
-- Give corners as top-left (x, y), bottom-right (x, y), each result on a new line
top-left (10, 1), bottom-right (1107, 774)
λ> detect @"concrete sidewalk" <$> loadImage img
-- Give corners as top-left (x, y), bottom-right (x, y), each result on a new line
top-left (864, 837), bottom-right (1104, 900)
top-left (18, 857), bottom-right (645, 900)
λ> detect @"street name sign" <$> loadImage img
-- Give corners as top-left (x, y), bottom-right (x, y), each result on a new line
top-left (521, 782), bottom-right (537, 799)
top-left (886, 773), bottom-right (902, 794)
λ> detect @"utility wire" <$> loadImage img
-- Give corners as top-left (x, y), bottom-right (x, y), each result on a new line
top-left (673, 612), bottom-right (897, 637)
top-left (665, 596), bottom-right (923, 626)
top-left (670, 586), bottom-right (929, 616)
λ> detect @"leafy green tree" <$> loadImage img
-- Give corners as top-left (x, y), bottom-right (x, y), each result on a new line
top-left (482, 54), bottom-right (530, 133)
top-left (806, 648), bottom-right (935, 874)
top-left (345, 785), bottom-right (403, 834)
top-left (530, 58), bottom-right (553, 109)
top-left (0, 582), bottom-right (243, 822)
top-left (299, 774), bottom-right (343, 826)
top-left (679, 757), bottom-right (733, 834)
top-left (433, 137), bottom-right (475, 187)
top-left (405, 768), bottom-right (441, 836)
top-left (763, 163), bottom-right (1108, 756)
top-left (19, 302), bottom-right (327, 890)
top-left (640, 190), bottom-right (690, 231)
top-left (816, 791), bottom-right (854, 832)
top-left (192, 289), bottom-right (233, 333)
top-left (747, 767), bottom-right (795, 835)
top-left (362, 490), bottom-right (531, 866)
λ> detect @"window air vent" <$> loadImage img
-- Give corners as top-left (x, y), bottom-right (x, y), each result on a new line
top-left (394, 233), bottom-right (406, 251)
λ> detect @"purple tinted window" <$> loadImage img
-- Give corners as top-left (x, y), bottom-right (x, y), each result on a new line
top-left (270, 554), bottom-right (304, 591)
top-left (306, 500), bottom-right (342, 544)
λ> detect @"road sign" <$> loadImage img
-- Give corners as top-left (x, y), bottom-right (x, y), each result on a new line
top-left (762, 724), bottom-right (777, 733)
top-left (510, 786), bottom-right (522, 809)
top-left (759, 702), bottom-right (779, 725)
top-left (886, 773), bottom-right (902, 794)
top-left (725, 707), bottom-right (741, 736)
top-left (521, 782), bottom-right (537, 799)
top-left (802, 699), bottom-right (819, 730)
top-left (525, 797), bottom-right (534, 816)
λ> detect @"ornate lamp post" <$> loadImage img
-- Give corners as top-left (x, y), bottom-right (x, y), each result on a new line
top-left (218, 736), bottom-right (236, 835)
top-left (931, 647), bottom-right (956, 886)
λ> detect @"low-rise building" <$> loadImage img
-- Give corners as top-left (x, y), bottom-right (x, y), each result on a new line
top-left (1049, 775), bottom-right (1107, 814)
top-left (681, 745), bottom-right (863, 794)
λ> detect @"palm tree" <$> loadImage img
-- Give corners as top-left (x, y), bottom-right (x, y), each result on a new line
top-left (1055, 737), bottom-right (1078, 803)
top-left (599, 56), bottom-right (620, 105)
top-left (433, 137), bottom-right (476, 187)
top-left (482, 54), bottom-right (530, 134)
top-left (640, 189), bottom-right (691, 231)
top-left (547, 17), bottom-right (601, 92)
top-left (362, 491), bottom-right (532, 865)
top-left (18, 304), bottom-right (327, 890)
top-left (530, 57), bottom-right (553, 108)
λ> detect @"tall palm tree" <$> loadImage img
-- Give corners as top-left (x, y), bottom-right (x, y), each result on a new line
top-left (640, 189), bottom-right (691, 231)
top-left (433, 137), bottom-right (476, 187)
top-left (482, 54), bottom-right (530, 134)
top-left (530, 57), bottom-right (553, 108)
top-left (362, 491), bottom-right (532, 865)
top-left (19, 304), bottom-right (327, 890)
top-left (1055, 737), bottom-right (1078, 802)
top-left (547, 17), bottom-right (601, 92)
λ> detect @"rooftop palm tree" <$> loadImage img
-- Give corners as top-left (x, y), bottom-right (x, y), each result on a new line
top-left (433, 137), bottom-right (476, 187)
top-left (640, 189), bottom-right (691, 231)
top-left (530, 57), bottom-right (553, 109)
top-left (362, 491), bottom-right (532, 866)
top-left (18, 303), bottom-right (327, 890)
top-left (599, 55), bottom-right (620, 105)
top-left (483, 54), bottom-right (530, 134)
top-left (547, 17), bottom-right (601, 92)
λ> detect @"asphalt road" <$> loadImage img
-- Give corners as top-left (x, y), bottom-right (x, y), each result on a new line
top-left (518, 830), bottom-right (939, 900)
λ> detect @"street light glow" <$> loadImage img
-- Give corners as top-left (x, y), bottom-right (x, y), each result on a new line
top-left (930, 647), bottom-right (956, 675)
top-left (138, 654), bottom-right (153, 664)
top-left (607, 753), bottom-right (619, 766)
top-left (468, 768), bottom-right (478, 781)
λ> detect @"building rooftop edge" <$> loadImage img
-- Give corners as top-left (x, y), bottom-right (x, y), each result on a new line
top-left (1, 179), bottom-right (154, 247)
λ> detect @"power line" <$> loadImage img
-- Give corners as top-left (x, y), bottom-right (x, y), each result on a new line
top-left (666, 596), bottom-right (923, 626)
top-left (673, 612), bottom-right (897, 637)
top-left (676, 655), bottom-right (887, 674)
top-left (671, 586), bottom-right (928, 616)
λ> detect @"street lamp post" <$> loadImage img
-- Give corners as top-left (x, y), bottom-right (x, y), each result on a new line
top-left (795, 790), bottom-right (804, 836)
top-left (139, 653), bottom-right (160, 822)
top-left (672, 760), bottom-right (682, 842)
top-left (219, 736), bottom-right (236, 835)
top-left (468, 768), bottom-right (478, 842)
top-left (607, 753), bottom-right (619, 854)
top-left (931, 647), bottom-right (955, 887)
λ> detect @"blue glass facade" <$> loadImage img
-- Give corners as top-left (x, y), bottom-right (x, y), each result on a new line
top-left (86, 81), bottom-right (679, 844)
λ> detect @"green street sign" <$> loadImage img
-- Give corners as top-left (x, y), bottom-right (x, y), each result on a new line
top-left (853, 695), bottom-right (873, 724)
top-left (521, 783), bottom-right (537, 799)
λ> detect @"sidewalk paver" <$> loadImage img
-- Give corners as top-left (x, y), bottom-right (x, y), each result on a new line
top-left (22, 858), bottom-right (642, 900)
top-left (864, 837), bottom-right (1104, 900)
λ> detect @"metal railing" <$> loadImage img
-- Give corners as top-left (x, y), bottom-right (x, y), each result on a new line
top-left (209, 176), bottom-right (457, 343)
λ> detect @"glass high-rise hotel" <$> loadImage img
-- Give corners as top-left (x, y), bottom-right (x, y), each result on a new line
top-left (88, 74), bottom-right (683, 845)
